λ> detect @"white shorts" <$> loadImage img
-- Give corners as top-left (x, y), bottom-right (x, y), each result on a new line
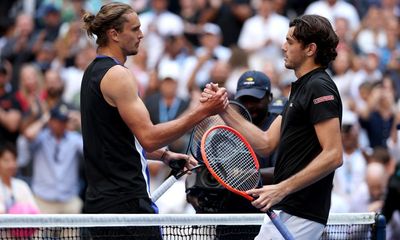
top-left (255, 210), bottom-right (325, 240)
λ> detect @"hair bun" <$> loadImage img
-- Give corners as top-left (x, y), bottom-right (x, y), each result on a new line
top-left (82, 12), bottom-right (95, 24)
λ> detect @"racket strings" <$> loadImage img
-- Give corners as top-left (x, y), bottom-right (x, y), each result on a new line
top-left (203, 129), bottom-right (260, 191)
top-left (189, 102), bottom-right (251, 160)
top-left (190, 115), bottom-right (225, 159)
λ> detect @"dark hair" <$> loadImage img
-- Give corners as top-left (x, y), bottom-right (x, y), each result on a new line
top-left (0, 142), bottom-right (17, 158)
top-left (370, 146), bottom-right (391, 165)
top-left (289, 15), bottom-right (339, 67)
top-left (82, 3), bottom-right (134, 47)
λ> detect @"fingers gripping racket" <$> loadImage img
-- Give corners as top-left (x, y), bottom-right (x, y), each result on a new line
top-left (151, 159), bottom-right (203, 202)
top-left (152, 102), bottom-right (252, 202)
top-left (201, 125), bottom-right (294, 240)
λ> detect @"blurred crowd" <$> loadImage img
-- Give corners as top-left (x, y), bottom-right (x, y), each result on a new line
top-left (0, 0), bottom-right (399, 238)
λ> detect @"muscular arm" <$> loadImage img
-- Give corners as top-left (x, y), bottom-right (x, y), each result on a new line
top-left (248, 117), bottom-right (343, 211)
top-left (101, 66), bottom-right (227, 152)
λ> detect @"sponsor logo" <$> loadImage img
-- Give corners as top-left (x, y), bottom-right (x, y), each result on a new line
top-left (313, 95), bottom-right (334, 104)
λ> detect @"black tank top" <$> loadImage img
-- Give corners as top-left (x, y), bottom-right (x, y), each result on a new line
top-left (80, 56), bottom-right (151, 204)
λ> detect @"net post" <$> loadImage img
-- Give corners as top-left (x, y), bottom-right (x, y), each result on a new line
top-left (374, 213), bottom-right (386, 240)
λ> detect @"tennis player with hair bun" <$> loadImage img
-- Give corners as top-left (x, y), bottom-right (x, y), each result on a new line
top-left (203, 15), bottom-right (343, 239)
top-left (80, 1), bottom-right (228, 221)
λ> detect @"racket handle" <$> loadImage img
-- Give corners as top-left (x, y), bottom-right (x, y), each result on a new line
top-left (152, 175), bottom-right (178, 202)
top-left (266, 209), bottom-right (295, 240)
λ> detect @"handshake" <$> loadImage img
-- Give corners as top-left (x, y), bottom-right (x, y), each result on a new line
top-left (196, 83), bottom-right (229, 117)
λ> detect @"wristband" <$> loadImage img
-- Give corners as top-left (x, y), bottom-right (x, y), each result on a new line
top-left (160, 148), bottom-right (169, 162)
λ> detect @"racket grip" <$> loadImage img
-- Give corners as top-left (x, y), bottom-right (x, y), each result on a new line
top-left (266, 209), bottom-right (295, 240)
top-left (151, 175), bottom-right (178, 202)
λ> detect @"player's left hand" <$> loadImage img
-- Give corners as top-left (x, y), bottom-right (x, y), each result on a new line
top-left (246, 184), bottom-right (287, 212)
top-left (163, 151), bottom-right (198, 174)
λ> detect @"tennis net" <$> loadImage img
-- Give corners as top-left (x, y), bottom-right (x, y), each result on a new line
top-left (0, 213), bottom-right (385, 239)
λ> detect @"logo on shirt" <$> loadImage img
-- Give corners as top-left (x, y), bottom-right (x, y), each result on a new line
top-left (313, 95), bottom-right (334, 104)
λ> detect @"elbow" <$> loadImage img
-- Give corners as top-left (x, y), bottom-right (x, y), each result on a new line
top-left (139, 139), bottom-right (161, 153)
top-left (141, 144), bottom-right (158, 153)
top-left (332, 150), bottom-right (343, 169)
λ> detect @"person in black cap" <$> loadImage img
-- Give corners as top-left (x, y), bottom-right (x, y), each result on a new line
top-left (235, 70), bottom-right (286, 169)
top-left (17, 103), bottom-right (84, 214)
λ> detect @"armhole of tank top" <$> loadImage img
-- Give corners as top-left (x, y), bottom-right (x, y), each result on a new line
top-left (96, 59), bottom-right (120, 109)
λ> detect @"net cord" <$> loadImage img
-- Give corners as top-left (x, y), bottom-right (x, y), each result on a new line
top-left (0, 213), bottom-right (376, 228)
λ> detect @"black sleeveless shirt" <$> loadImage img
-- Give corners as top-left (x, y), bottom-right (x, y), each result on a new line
top-left (80, 56), bottom-right (151, 210)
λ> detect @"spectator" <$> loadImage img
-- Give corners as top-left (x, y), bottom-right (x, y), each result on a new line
top-left (139, 0), bottom-right (184, 69)
top-left (0, 61), bottom-right (22, 145)
top-left (188, 23), bottom-right (231, 91)
top-left (381, 0), bottom-right (400, 18)
top-left (61, 45), bottom-right (96, 108)
top-left (156, 33), bottom-right (195, 100)
top-left (0, 142), bottom-right (39, 214)
top-left (0, 17), bottom-right (14, 58)
top-left (378, 16), bottom-right (400, 73)
top-left (225, 46), bottom-right (250, 95)
top-left (331, 49), bottom-right (355, 109)
top-left (14, 64), bottom-right (44, 132)
top-left (198, 0), bottom-right (253, 47)
top-left (350, 52), bottom-right (383, 111)
top-left (357, 81), bottom-right (396, 149)
top-left (1, 13), bottom-right (36, 91)
top-left (32, 41), bottom-right (56, 73)
top-left (350, 162), bottom-right (388, 212)
top-left (331, 110), bottom-right (367, 212)
top-left (179, 0), bottom-right (207, 47)
top-left (125, 46), bottom-right (152, 98)
top-left (145, 64), bottom-right (190, 152)
top-left (206, 60), bottom-right (234, 98)
top-left (353, 6), bottom-right (387, 55)
top-left (368, 146), bottom-right (397, 176)
top-left (55, 20), bottom-right (94, 69)
top-left (304, 0), bottom-right (360, 32)
top-left (34, 4), bottom-right (62, 44)
top-left (334, 17), bottom-right (354, 52)
top-left (17, 103), bottom-right (83, 214)
top-left (238, 0), bottom-right (289, 71)
top-left (41, 69), bottom-right (66, 110)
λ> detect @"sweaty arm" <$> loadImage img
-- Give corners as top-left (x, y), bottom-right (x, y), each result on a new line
top-left (101, 66), bottom-right (228, 152)
top-left (248, 117), bottom-right (343, 211)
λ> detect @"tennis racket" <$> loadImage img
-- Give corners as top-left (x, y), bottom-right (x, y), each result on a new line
top-left (201, 125), bottom-right (294, 240)
top-left (151, 101), bottom-right (252, 202)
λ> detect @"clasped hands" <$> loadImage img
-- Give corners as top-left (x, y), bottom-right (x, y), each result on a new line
top-left (199, 83), bottom-right (229, 115)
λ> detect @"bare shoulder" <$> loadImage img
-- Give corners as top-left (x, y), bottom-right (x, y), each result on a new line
top-left (103, 65), bottom-right (134, 85)
top-left (101, 65), bottom-right (138, 106)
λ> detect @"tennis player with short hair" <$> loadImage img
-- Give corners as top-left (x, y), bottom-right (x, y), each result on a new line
top-left (203, 14), bottom-right (343, 239)
top-left (80, 2), bottom-right (228, 218)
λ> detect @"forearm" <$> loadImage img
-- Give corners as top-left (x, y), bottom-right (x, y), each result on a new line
top-left (278, 148), bottom-right (342, 196)
top-left (138, 109), bottom-right (206, 152)
top-left (146, 148), bottom-right (168, 162)
top-left (220, 106), bottom-right (275, 156)
top-left (23, 114), bottom-right (49, 141)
